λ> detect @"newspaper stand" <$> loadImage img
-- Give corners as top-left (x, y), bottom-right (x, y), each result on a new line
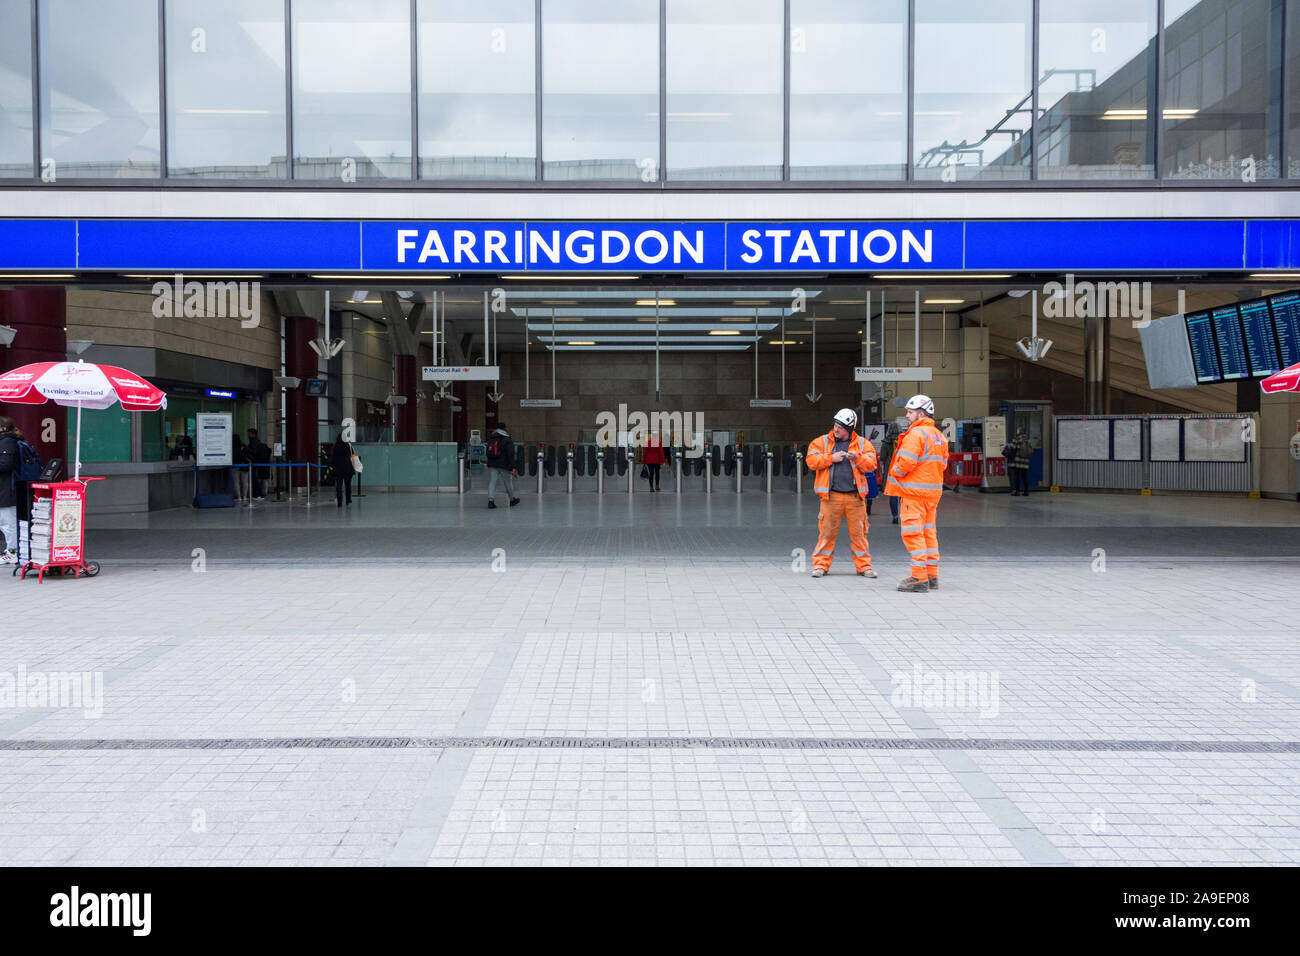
top-left (19, 478), bottom-right (103, 582)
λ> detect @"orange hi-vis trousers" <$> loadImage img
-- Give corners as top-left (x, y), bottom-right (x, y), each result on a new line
top-left (899, 497), bottom-right (940, 579)
top-left (813, 491), bottom-right (871, 573)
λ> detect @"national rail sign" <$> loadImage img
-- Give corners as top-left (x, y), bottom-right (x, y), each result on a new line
top-left (422, 365), bottom-right (501, 381)
top-left (855, 367), bottom-right (934, 382)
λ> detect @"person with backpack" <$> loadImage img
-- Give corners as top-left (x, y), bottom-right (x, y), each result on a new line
top-left (484, 422), bottom-right (520, 509)
top-left (0, 415), bottom-right (41, 564)
top-left (245, 428), bottom-right (271, 499)
top-left (1006, 429), bottom-right (1033, 496)
top-left (328, 430), bottom-right (356, 507)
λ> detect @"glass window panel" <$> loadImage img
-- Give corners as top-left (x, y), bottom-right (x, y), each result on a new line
top-left (419, 0), bottom-right (535, 180)
top-left (293, 0), bottom-right (411, 180)
top-left (914, 0), bottom-right (1031, 181)
top-left (1290, 0), bottom-right (1300, 176)
top-left (1037, 0), bottom-right (1157, 180)
top-left (79, 406), bottom-right (132, 463)
top-left (790, 0), bottom-right (906, 181)
top-left (38, 0), bottom-right (161, 179)
top-left (666, 0), bottom-right (783, 181)
top-left (1163, 0), bottom-right (1282, 179)
top-left (166, 0), bottom-right (287, 179)
top-left (542, 0), bottom-right (658, 182)
top-left (0, 0), bottom-right (33, 177)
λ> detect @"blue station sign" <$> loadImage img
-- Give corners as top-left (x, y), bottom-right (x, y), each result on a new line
top-left (1, 218), bottom-right (1298, 273)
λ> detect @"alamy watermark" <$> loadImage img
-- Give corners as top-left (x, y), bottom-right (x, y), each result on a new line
top-left (594, 403), bottom-right (705, 457)
top-left (151, 274), bottom-right (260, 328)
top-left (1042, 274), bottom-right (1152, 328)
top-left (0, 666), bottom-right (104, 719)
top-left (890, 664), bottom-right (1000, 718)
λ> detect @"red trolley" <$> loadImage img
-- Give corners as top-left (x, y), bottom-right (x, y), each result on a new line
top-left (19, 478), bottom-right (103, 582)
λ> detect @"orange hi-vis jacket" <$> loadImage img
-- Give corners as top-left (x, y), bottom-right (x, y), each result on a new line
top-left (806, 430), bottom-right (878, 499)
top-left (884, 416), bottom-right (949, 502)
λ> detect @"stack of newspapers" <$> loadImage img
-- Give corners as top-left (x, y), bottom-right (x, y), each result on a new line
top-left (28, 498), bottom-right (52, 564)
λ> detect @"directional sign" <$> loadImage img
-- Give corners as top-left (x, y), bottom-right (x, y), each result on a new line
top-left (855, 366), bottom-right (933, 382)
top-left (749, 399), bottom-right (792, 408)
top-left (520, 398), bottom-right (562, 408)
top-left (422, 365), bottom-right (501, 381)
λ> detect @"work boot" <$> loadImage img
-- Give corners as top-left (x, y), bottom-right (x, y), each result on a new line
top-left (891, 516), bottom-right (899, 524)
top-left (488, 500), bottom-right (497, 509)
top-left (928, 577), bottom-right (939, 590)
top-left (897, 576), bottom-right (929, 593)
top-left (509, 497), bottom-right (520, 506)
top-left (811, 568), bottom-right (826, 578)
top-left (857, 569), bottom-right (878, 579)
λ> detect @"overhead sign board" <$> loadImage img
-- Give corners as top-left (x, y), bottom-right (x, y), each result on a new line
top-left (520, 398), bottom-right (562, 407)
top-left (855, 367), bottom-right (934, 382)
top-left (6, 218), bottom-right (1300, 272)
top-left (749, 399), bottom-right (792, 408)
top-left (422, 366), bottom-right (501, 381)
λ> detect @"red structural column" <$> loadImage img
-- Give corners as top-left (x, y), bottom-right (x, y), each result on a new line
top-left (283, 314), bottom-right (319, 466)
top-left (0, 288), bottom-right (68, 467)
top-left (395, 354), bottom-right (417, 442)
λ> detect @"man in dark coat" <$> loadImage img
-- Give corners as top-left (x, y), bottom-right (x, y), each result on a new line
top-left (329, 433), bottom-right (356, 507)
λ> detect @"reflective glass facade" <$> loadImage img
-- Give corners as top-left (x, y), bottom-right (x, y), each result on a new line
top-left (2, 0), bottom-right (1295, 184)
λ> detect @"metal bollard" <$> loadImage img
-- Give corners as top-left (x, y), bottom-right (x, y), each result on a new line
top-left (536, 444), bottom-right (545, 496)
top-left (766, 445), bottom-right (773, 495)
top-left (566, 444), bottom-right (574, 494)
top-left (674, 446), bottom-right (682, 495)
top-left (705, 448), bottom-right (712, 494)
top-left (626, 445), bottom-right (634, 495)
top-left (736, 444), bottom-right (743, 494)
top-left (596, 447), bottom-right (604, 495)
top-left (458, 453), bottom-right (465, 495)
top-left (795, 448), bottom-right (804, 495)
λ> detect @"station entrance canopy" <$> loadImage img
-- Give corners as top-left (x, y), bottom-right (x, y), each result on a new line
top-left (2, 218), bottom-right (1299, 274)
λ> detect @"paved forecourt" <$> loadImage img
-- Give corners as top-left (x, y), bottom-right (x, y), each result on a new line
top-left (0, 491), bottom-right (1296, 865)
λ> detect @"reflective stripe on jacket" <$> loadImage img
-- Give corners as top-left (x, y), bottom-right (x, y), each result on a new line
top-left (883, 417), bottom-right (948, 502)
top-left (805, 430), bottom-right (878, 499)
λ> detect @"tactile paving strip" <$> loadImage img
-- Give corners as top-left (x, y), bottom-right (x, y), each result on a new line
top-left (1, 736), bottom-right (1297, 753)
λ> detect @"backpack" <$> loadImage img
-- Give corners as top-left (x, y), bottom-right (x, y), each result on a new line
top-left (11, 437), bottom-right (42, 482)
top-left (486, 435), bottom-right (503, 459)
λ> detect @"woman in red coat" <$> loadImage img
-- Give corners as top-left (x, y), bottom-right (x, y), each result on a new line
top-left (642, 430), bottom-right (667, 492)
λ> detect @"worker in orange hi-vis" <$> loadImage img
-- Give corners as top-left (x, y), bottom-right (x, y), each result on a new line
top-left (884, 394), bottom-right (949, 592)
top-left (805, 407), bottom-right (879, 579)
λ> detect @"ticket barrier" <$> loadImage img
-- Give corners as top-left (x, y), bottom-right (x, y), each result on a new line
top-left (674, 445), bottom-right (683, 495)
top-left (735, 444), bottom-right (744, 494)
top-left (626, 444), bottom-right (635, 495)
top-left (765, 443), bottom-right (774, 494)
top-left (794, 446), bottom-right (804, 495)
top-left (535, 444), bottom-right (545, 495)
top-left (566, 443), bottom-right (575, 494)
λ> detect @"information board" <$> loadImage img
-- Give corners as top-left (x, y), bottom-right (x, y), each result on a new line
top-left (1150, 419), bottom-right (1182, 461)
top-left (1185, 311), bottom-right (1221, 383)
top-left (1113, 419), bottom-right (1142, 460)
top-left (1210, 305), bottom-right (1248, 380)
top-left (1238, 298), bottom-right (1280, 376)
top-left (1183, 418), bottom-right (1247, 462)
top-left (1056, 419), bottom-right (1111, 461)
top-left (196, 413), bottom-right (233, 466)
top-left (1271, 293), bottom-right (1300, 368)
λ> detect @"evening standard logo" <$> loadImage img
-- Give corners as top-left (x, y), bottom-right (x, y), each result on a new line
top-left (151, 274), bottom-right (260, 328)
top-left (0, 666), bottom-right (103, 718)
top-left (50, 886), bottom-right (151, 936)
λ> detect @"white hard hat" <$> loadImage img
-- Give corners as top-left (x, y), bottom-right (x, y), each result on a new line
top-left (905, 394), bottom-right (935, 415)
top-left (833, 408), bottom-right (857, 429)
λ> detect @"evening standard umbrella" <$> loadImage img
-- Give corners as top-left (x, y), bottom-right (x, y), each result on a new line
top-left (0, 359), bottom-right (167, 479)
top-left (1261, 360), bottom-right (1300, 394)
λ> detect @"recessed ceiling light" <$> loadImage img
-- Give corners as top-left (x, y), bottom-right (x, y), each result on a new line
top-left (874, 274), bottom-right (1012, 279)
top-left (310, 274), bottom-right (450, 280)
top-left (924, 298), bottom-right (965, 304)
top-left (500, 274), bottom-right (639, 281)
top-left (709, 330), bottom-right (741, 335)
top-left (768, 340), bottom-right (799, 345)
top-left (567, 341), bottom-right (596, 346)
top-left (635, 298), bottom-right (676, 306)
top-left (733, 300), bottom-right (769, 306)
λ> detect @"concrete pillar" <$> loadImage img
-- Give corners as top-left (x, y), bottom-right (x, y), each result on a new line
top-left (0, 288), bottom-right (68, 467)
top-left (1083, 314), bottom-right (1110, 414)
top-left (283, 314), bottom-right (318, 466)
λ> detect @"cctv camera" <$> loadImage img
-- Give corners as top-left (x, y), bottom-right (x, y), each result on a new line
top-left (274, 375), bottom-right (301, 389)
top-left (0, 325), bottom-right (16, 347)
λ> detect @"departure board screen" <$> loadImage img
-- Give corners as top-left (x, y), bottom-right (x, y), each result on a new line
top-left (1185, 310), bottom-right (1221, 383)
top-left (1271, 292), bottom-right (1300, 368)
top-left (1210, 305), bottom-right (1248, 380)
top-left (1238, 298), bottom-right (1279, 376)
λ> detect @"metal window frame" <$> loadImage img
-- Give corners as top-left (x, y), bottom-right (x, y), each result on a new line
top-left (906, 0), bottom-right (915, 180)
top-left (659, 0), bottom-right (667, 182)
top-left (534, 0), bottom-right (542, 181)
top-left (1155, 0), bottom-right (1165, 179)
top-left (29, 0), bottom-right (38, 181)
top-left (411, 0), bottom-right (419, 181)
top-left (782, 0), bottom-right (790, 181)
top-left (1030, 0), bottom-right (1039, 179)
top-left (285, 0), bottom-right (295, 180)
top-left (158, 0), bottom-right (167, 177)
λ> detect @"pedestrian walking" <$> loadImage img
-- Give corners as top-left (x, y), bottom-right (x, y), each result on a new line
top-left (885, 395), bottom-right (948, 592)
top-left (232, 432), bottom-right (250, 500)
top-left (0, 416), bottom-right (25, 563)
top-left (642, 430), bottom-right (666, 491)
top-left (245, 428), bottom-right (271, 499)
top-left (485, 422), bottom-right (520, 509)
top-left (805, 407), bottom-right (879, 578)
